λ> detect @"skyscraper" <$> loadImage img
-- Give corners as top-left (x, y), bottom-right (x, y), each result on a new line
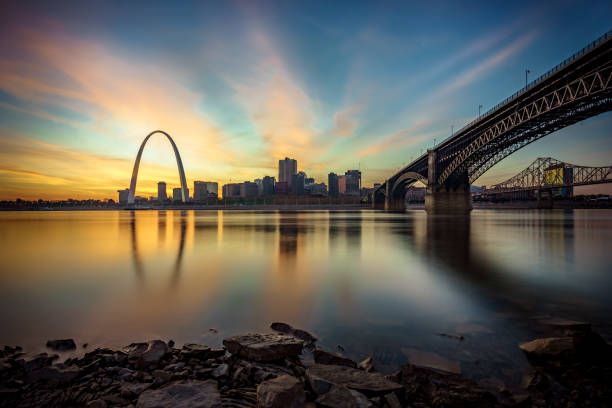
top-left (279, 157), bottom-right (297, 188)
top-left (262, 176), bottom-right (275, 195)
top-left (172, 188), bottom-right (182, 201)
top-left (117, 188), bottom-right (129, 204)
top-left (291, 171), bottom-right (305, 195)
top-left (157, 182), bottom-right (167, 201)
top-left (328, 173), bottom-right (339, 197)
top-left (194, 181), bottom-right (218, 200)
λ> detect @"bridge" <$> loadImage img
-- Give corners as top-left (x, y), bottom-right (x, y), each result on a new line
top-left (372, 30), bottom-right (612, 213)
top-left (481, 157), bottom-right (612, 194)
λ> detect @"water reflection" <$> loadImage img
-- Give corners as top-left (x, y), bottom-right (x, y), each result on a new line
top-left (0, 209), bottom-right (611, 383)
top-left (129, 210), bottom-right (187, 288)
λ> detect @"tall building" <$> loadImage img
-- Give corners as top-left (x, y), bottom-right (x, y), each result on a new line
top-left (345, 170), bottom-right (362, 190)
top-left (254, 179), bottom-right (263, 196)
top-left (222, 183), bottom-right (242, 198)
top-left (172, 188), bottom-right (182, 201)
top-left (262, 176), bottom-right (275, 195)
top-left (240, 181), bottom-right (259, 198)
top-left (291, 172), bottom-right (305, 195)
top-left (328, 173), bottom-right (339, 197)
top-left (117, 188), bottom-right (129, 204)
top-left (275, 181), bottom-right (289, 194)
top-left (279, 157), bottom-right (297, 187)
top-left (157, 182), bottom-right (167, 201)
top-left (194, 181), bottom-right (218, 200)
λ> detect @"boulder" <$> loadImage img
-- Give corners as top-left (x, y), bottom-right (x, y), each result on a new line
top-left (223, 333), bottom-right (303, 362)
top-left (125, 340), bottom-right (169, 368)
top-left (181, 344), bottom-right (225, 360)
top-left (389, 364), bottom-right (496, 407)
top-left (24, 353), bottom-right (59, 371)
top-left (46, 338), bottom-right (77, 351)
top-left (256, 375), bottom-right (306, 408)
top-left (313, 349), bottom-right (357, 368)
top-left (358, 357), bottom-right (375, 373)
top-left (136, 380), bottom-right (222, 408)
top-left (519, 337), bottom-right (574, 360)
top-left (306, 364), bottom-right (402, 396)
top-left (315, 385), bottom-right (372, 408)
top-left (270, 322), bottom-right (317, 344)
top-left (212, 363), bottom-right (229, 378)
top-left (26, 365), bottom-right (82, 383)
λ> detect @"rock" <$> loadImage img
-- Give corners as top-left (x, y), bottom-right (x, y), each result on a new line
top-left (401, 348), bottom-right (461, 374)
top-left (313, 349), bottom-right (357, 368)
top-left (181, 344), bottom-right (225, 360)
top-left (212, 363), bottom-right (229, 378)
top-left (27, 365), bottom-right (82, 383)
top-left (257, 375), bottom-right (306, 408)
top-left (136, 380), bottom-right (222, 408)
top-left (306, 364), bottom-right (402, 396)
top-left (223, 333), bottom-right (303, 362)
top-left (87, 399), bottom-right (108, 408)
top-left (315, 385), bottom-right (372, 408)
top-left (384, 392), bottom-right (401, 408)
top-left (168, 340), bottom-right (175, 348)
top-left (122, 382), bottom-right (151, 397)
top-left (519, 337), bottom-right (575, 360)
top-left (125, 340), bottom-right (169, 368)
top-left (24, 353), bottom-right (59, 371)
top-left (358, 357), bottom-right (375, 373)
top-left (270, 322), bottom-right (317, 344)
top-left (153, 369), bottom-right (172, 386)
top-left (390, 364), bottom-right (496, 407)
top-left (46, 338), bottom-right (77, 351)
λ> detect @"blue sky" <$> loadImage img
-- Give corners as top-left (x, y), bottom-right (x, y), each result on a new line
top-left (0, 0), bottom-right (611, 199)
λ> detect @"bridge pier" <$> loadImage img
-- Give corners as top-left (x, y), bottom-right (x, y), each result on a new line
top-left (373, 190), bottom-right (386, 210)
top-left (536, 189), bottom-right (554, 209)
top-left (425, 188), bottom-right (472, 214)
top-left (384, 182), bottom-right (405, 211)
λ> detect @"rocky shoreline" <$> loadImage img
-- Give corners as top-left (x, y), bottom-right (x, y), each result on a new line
top-left (1, 321), bottom-right (611, 407)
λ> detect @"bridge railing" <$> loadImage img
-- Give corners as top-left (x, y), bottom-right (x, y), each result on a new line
top-left (439, 29), bottom-right (612, 147)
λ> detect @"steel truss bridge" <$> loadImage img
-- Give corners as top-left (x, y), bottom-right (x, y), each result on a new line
top-left (478, 157), bottom-right (612, 195)
top-left (373, 30), bottom-right (612, 213)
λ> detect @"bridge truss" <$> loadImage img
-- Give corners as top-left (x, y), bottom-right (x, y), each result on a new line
top-left (482, 157), bottom-right (612, 194)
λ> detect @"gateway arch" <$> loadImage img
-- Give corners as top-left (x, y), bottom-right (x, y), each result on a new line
top-left (128, 130), bottom-right (188, 204)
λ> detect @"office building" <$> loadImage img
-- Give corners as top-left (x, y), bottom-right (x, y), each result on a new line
top-left (194, 181), bottom-right (218, 200)
top-left (276, 181), bottom-right (289, 194)
top-left (240, 181), bottom-right (259, 198)
top-left (173, 188), bottom-right (182, 201)
top-left (345, 170), bottom-right (362, 190)
top-left (279, 157), bottom-right (297, 187)
top-left (328, 173), bottom-right (339, 197)
top-left (307, 183), bottom-right (327, 196)
top-left (157, 182), bottom-right (167, 201)
top-left (262, 176), bottom-right (275, 195)
top-left (291, 171), bottom-right (305, 195)
top-left (222, 183), bottom-right (242, 198)
top-left (254, 179), bottom-right (263, 195)
top-left (117, 188), bottom-right (129, 204)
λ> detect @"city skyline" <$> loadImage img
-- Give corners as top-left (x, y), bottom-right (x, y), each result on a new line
top-left (1, 1), bottom-right (612, 200)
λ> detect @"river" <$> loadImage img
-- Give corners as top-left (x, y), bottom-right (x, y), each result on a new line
top-left (1, 209), bottom-right (611, 389)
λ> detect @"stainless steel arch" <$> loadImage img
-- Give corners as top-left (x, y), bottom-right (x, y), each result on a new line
top-left (128, 130), bottom-right (188, 204)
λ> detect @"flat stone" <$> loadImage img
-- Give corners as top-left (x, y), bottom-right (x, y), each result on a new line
top-left (223, 333), bottom-right (303, 362)
top-left (180, 344), bottom-right (224, 360)
top-left (315, 385), bottom-right (372, 408)
top-left (257, 375), bottom-right (306, 408)
top-left (212, 363), bottom-right (229, 378)
top-left (136, 380), bottom-right (222, 408)
top-left (401, 348), bottom-right (461, 374)
top-left (270, 322), bottom-right (317, 344)
top-left (24, 353), bottom-right (59, 371)
top-left (46, 338), bottom-right (77, 351)
top-left (313, 349), bottom-right (357, 368)
top-left (306, 364), bottom-right (402, 396)
top-left (519, 337), bottom-right (574, 359)
top-left (87, 400), bottom-right (108, 408)
top-left (125, 340), bottom-right (169, 368)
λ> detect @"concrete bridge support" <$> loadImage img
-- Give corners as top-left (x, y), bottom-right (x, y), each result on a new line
top-left (536, 189), bottom-right (554, 209)
top-left (384, 182), bottom-right (406, 212)
top-left (425, 188), bottom-right (472, 214)
top-left (424, 150), bottom-right (472, 215)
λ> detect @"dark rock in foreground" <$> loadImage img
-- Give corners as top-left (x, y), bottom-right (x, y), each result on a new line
top-left (256, 374), bottom-right (305, 408)
top-left (313, 349), bottom-right (357, 368)
top-left (46, 339), bottom-right (76, 351)
top-left (315, 385), bottom-right (373, 408)
top-left (223, 333), bottom-right (303, 362)
top-left (124, 340), bottom-right (169, 369)
top-left (136, 380), bottom-right (221, 408)
top-left (270, 322), bottom-right (317, 345)
top-left (306, 364), bottom-right (402, 396)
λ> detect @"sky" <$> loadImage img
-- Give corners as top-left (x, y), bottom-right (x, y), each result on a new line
top-left (0, 0), bottom-right (611, 200)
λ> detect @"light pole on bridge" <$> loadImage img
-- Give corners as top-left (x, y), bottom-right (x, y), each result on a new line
top-left (478, 104), bottom-right (483, 118)
top-left (525, 69), bottom-right (531, 87)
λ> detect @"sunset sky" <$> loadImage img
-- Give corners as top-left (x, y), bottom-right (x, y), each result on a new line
top-left (1, 1), bottom-right (611, 200)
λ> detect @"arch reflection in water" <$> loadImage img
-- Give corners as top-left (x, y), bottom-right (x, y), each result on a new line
top-left (129, 210), bottom-right (188, 288)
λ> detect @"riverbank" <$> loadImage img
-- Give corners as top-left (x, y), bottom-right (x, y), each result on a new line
top-left (1, 322), bottom-right (610, 407)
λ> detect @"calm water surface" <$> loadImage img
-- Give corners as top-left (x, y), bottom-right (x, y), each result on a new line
top-left (1, 209), bottom-right (611, 388)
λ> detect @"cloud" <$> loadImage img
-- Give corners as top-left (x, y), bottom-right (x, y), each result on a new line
top-left (333, 103), bottom-right (363, 137)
